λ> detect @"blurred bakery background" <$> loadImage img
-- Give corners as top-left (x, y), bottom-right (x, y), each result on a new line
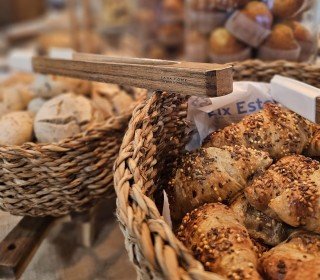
top-left (0, 1), bottom-right (319, 279)
top-left (0, 0), bottom-right (319, 69)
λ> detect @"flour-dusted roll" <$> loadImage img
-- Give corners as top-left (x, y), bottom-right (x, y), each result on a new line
top-left (177, 203), bottom-right (262, 279)
top-left (31, 75), bottom-right (91, 99)
top-left (34, 93), bottom-right (96, 143)
top-left (203, 103), bottom-right (316, 160)
top-left (0, 111), bottom-right (34, 145)
top-left (245, 155), bottom-right (320, 234)
top-left (231, 194), bottom-right (292, 246)
top-left (168, 145), bottom-right (272, 222)
top-left (260, 232), bottom-right (320, 280)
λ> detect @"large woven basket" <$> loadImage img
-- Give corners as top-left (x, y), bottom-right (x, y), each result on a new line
top-left (0, 90), bottom-right (146, 217)
top-left (114, 60), bottom-right (320, 279)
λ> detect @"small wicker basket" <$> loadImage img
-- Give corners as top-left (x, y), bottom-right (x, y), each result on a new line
top-left (0, 90), bottom-right (146, 217)
top-left (114, 60), bottom-right (320, 279)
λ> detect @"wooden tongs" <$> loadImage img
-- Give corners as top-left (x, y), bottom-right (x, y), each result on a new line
top-left (29, 53), bottom-right (234, 97)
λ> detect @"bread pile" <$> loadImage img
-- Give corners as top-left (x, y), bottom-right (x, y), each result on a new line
top-left (0, 73), bottom-right (145, 145)
top-left (185, 0), bottom-right (317, 63)
top-left (169, 103), bottom-right (320, 279)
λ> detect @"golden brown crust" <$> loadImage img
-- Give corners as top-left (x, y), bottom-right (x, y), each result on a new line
top-left (263, 24), bottom-right (300, 50)
top-left (260, 232), bottom-right (320, 280)
top-left (189, 0), bottom-right (249, 11)
top-left (245, 155), bottom-right (320, 233)
top-left (203, 103), bottom-right (315, 160)
top-left (305, 128), bottom-right (320, 157)
top-left (284, 20), bottom-right (312, 42)
top-left (241, 1), bottom-right (273, 29)
top-left (167, 146), bottom-right (272, 223)
top-left (231, 194), bottom-right (291, 246)
top-left (177, 203), bottom-right (262, 279)
top-left (209, 28), bottom-right (247, 55)
top-left (272, 0), bottom-right (304, 19)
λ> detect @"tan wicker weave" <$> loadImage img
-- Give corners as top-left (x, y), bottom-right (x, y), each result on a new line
top-left (0, 91), bottom-right (146, 217)
top-left (114, 60), bottom-right (320, 279)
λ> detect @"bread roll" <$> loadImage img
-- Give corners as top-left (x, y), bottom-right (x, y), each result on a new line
top-left (34, 93), bottom-right (94, 143)
top-left (245, 155), bottom-right (320, 234)
top-left (0, 111), bottom-right (34, 145)
top-left (28, 98), bottom-right (46, 114)
top-left (31, 75), bottom-right (91, 99)
top-left (231, 194), bottom-right (292, 246)
top-left (177, 203), bottom-right (262, 279)
top-left (204, 103), bottom-right (316, 160)
top-left (168, 145), bottom-right (272, 222)
top-left (260, 232), bottom-right (320, 280)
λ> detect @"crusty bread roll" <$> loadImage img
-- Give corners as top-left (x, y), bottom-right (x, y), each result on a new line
top-left (27, 98), bottom-right (46, 114)
top-left (31, 75), bottom-right (91, 99)
top-left (168, 145), bottom-right (272, 222)
top-left (204, 103), bottom-right (316, 160)
top-left (0, 111), bottom-right (34, 145)
top-left (34, 93), bottom-right (94, 143)
top-left (177, 203), bottom-right (262, 279)
top-left (245, 155), bottom-right (320, 234)
top-left (231, 194), bottom-right (292, 246)
top-left (260, 232), bottom-right (320, 280)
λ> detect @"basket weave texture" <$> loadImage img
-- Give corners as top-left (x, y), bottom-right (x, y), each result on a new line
top-left (0, 92), bottom-right (146, 217)
top-left (114, 60), bottom-right (320, 279)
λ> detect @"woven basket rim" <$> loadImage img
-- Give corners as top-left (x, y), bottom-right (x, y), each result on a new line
top-left (114, 59), bottom-right (320, 279)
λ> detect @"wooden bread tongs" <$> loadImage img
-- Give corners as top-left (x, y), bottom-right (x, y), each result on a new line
top-left (30, 53), bottom-right (233, 97)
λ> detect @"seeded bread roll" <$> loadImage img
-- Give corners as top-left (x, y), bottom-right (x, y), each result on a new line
top-left (245, 155), bottom-right (320, 234)
top-left (203, 103), bottom-right (316, 160)
top-left (260, 232), bottom-right (320, 280)
top-left (167, 145), bottom-right (272, 223)
top-left (231, 194), bottom-right (292, 246)
top-left (177, 203), bottom-right (262, 279)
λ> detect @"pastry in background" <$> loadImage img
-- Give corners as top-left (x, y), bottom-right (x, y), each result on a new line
top-left (185, 30), bottom-right (208, 62)
top-left (226, 1), bottom-right (273, 47)
top-left (31, 75), bottom-right (91, 99)
top-left (258, 24), bottom-right (301, 61)
top-left (0, 111), bottom-right (34, 145)
top-left (209, 27), bottom-right (251, 63)
top-left (167, 145), bottom-right (272, 222)
top-left (260, 232), bottom-right (320, 280)
top-left (284, 20), bottom-right (316, 62)
top-left (27, 97), bottom-right (46, 114)
top-left (0, 72), bottom-right (34, 87)
top-left (203, 103), bottom-right (315, 160)
top-left (231, 194), bottom-right (292, 246)
top-left (37, 31), bottom-right (106, 54)
top-left (177, 203), bottom-right (262, 279)
top-left (189, 0), bottom-right (249, 12)
top-left (245, 155), bottom-right (320, 234)
top-left (272, 0), bottom-right (305, 19)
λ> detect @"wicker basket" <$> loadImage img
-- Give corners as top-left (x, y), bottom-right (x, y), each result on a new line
top-left (114, 60), bottom-right (320, 279)
top-left (0, 90), bottom-right (146, 217)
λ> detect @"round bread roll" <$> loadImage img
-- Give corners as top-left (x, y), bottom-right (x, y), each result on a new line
top-left (0, 85), bottom-right (33, 117)
top-left (263, 24), bottom-right (300, 50)
top-left (34, 93), bottom-right (94, 143)
top-left (242, 1), bottom-right (273, 29)
top-left (210, 27), bottom-right (248, 55)
top-left (27, 98), bottom-right (46, 114)
top-left (272, 0), bottom-right (304, 19)
top-left (0, 111), bottom-right (34, 145)
top-left (31, 75), bottom-right (91, 99)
